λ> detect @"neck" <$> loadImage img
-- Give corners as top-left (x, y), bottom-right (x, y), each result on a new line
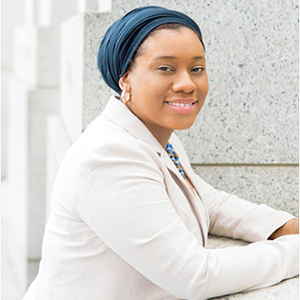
top-left (152, 129), bottom-right (173, 149)
top-left (142, 121), bottom-right (173, 149)
top-left (124, 102), bottom-right (173, 149)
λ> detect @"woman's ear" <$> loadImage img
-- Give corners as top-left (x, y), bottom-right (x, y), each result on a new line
top-left (119, 71), bottom-right (131, 91)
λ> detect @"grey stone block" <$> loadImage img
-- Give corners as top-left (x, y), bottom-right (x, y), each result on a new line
top-left (60, 2), bottom-right (298, 162)
top-left (193, 165), bottom-right (299, 216)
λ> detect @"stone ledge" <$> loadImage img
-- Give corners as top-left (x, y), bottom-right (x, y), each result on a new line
top-left (207, 235), bottom-right (299, 299)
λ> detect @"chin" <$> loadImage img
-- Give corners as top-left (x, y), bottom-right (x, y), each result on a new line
top-left (173, 120), bottom-right (196, 130)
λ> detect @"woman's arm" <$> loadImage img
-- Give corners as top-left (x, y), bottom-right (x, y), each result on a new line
top-left (170, 134), bottom-right (298, 242)
top-left (269, 218), bottom-right (299, 239)
top-left (73, 140), bottom-right (298, 300)
top-left (192, 172), bottom-right (297, 242)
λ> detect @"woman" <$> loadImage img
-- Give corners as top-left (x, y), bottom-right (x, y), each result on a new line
top-left (23, 6), bottom-right (298, 300)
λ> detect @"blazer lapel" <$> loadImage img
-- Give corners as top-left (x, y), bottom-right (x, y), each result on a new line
top-left (169, 135), bottom-right (209, 245)
top-left (102, 96), bottom-right (189, 182)
top-left (102, 96), bottom-right (208, 245)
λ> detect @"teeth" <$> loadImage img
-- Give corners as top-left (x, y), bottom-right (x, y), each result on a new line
top-left (167, 102), bottom-right (194, 107)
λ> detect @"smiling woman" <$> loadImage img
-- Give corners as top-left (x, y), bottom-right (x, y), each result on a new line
top-left (23, 6), bottom-right (298, 300)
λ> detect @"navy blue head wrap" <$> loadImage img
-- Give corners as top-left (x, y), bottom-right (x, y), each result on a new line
top-left (97, 6), bottom-right (204, 94)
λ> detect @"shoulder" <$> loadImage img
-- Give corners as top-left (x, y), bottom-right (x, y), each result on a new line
top-left (70, 115), bottom-right (161, 171)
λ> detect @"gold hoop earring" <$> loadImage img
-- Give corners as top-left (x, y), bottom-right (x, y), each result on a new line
top-left (121, 90), bottom-right (131, 104)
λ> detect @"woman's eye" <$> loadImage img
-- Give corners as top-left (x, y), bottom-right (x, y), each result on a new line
top-left (192, 67), bottom-right (204, 73)
top-left (158, 66), bottom-right (172, 71)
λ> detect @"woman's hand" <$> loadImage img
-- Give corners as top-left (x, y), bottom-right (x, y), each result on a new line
top-left (268, 218), bottom-right (299, 240)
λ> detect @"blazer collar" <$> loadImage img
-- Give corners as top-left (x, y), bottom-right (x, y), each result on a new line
top-left (102, 96), bottom-right (208, 245)
top-left (102, 96), bottom-right (184, 180)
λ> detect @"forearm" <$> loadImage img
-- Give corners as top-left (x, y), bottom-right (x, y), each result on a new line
top-left (192, 173), bottom-right (296, 242)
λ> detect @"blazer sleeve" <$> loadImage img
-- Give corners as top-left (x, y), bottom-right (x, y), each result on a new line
top-left (73, 139), bottom-right (298, 300)
top-left (170, 134), bottom-right (296, 242)
top-left (192, 173), bottom-right (295, 242)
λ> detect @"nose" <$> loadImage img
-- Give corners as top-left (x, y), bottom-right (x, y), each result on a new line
top-left (172, 71), bottom-right (197, 94)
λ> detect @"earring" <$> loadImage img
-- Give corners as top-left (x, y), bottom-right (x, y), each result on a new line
top-left (121, 89), bottom-right (131, 104)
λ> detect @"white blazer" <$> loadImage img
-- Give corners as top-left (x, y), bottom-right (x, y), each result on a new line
top-left (24, 96), bottom-right (298, 300)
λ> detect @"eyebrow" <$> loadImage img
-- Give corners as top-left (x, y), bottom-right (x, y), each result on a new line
top-left (153, 55), bottom-right (205, 61)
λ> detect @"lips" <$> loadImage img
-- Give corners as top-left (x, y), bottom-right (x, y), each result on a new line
top-left (165, 98), bottom-right (198, 114)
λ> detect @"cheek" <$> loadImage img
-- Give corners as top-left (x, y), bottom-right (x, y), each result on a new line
top-left (133, 78), bottom-right (168, 101)
top-left (198, 76), bottom-right (209, 98)
top-left (131, 73), bottom-right (153, 95)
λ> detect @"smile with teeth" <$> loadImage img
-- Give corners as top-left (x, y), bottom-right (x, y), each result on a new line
top-left (165, 101), bottom-right (196, 107)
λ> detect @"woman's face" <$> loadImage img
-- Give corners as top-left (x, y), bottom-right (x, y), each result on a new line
top-left (119, 26), bottom-right (209, 145)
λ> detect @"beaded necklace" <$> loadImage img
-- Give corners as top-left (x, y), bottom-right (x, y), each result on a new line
top-left (166, 143), bottom-right (186, 179)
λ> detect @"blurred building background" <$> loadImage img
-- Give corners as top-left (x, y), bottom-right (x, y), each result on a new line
top-left (1, 0), bottom-right (298, 299)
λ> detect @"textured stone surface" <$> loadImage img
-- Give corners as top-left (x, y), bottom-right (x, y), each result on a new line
top-left (63, 1), bottom-right (298, 163)
top-left (207, 235), bottom-right (299, 299)
top-left (14, 25), bottom-right (60, 86)
top-left (193, 166), bottom-right (299, 217)
top-left (173, 0), bottom-right (299, 164)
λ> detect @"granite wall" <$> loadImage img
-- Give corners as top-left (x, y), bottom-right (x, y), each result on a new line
top-left (61, 0), bottom-right (298, 215)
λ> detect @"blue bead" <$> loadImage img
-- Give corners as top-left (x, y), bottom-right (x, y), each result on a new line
top-left (166, 142), bottom-right (186, 179)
